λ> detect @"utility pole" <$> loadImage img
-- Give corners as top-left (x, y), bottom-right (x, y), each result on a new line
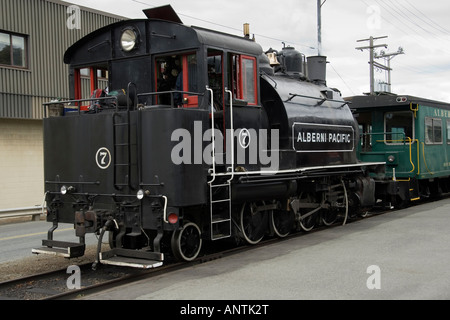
top-left (356, 36), bottom-right (388, 95)
top-left (374, 47), bottom-right (405, 93)
top-left (317, 0), bottom-right (326, 56)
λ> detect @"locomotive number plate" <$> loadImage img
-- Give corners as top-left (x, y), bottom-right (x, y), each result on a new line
top-left (95, 147), bottom-right (112, 169)
top-left (292, 122), bottom-right (354, 152)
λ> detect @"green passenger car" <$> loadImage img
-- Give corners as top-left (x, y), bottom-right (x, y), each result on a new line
top-left (347, 94), bottom-right (450, 207)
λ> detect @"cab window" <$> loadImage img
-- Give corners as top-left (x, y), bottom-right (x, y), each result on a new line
top-left (155, 53), bottom-right (197, 107)
top-left (207, 50), bottom-right (224, 110)
top-left (229, 54), bottom-right (257, 105)
top-left (241, 56), bottom-right (256, 104)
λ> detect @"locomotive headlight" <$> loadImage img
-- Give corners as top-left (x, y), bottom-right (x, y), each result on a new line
top-left (137, 189), bottom-right (145, 200)
top-left (61, 185), bottom-right (76, 194)
top-left (59, 186), bottom-right (77, 195)
top-left (388, 155), bottom-right (396, 163)
top-left (120, 28), bottom-right (138, 52)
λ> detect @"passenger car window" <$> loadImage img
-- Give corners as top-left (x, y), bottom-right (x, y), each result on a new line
top-left (385, 111), bottom-right (413, 144)
top-left (447, 120), bottom-right (450, 144)
top-left (425, 117), bottom-right (442, 144)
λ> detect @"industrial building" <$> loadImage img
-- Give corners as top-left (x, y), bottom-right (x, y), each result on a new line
top-left (0, 0), bottom-right (125, 219)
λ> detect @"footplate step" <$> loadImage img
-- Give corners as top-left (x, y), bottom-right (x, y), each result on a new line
top-left (99, 248), bottom-right (164, 269)
top-left (32, 240), bottom-right (85, 258)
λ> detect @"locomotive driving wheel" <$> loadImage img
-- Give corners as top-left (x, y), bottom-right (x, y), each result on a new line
top-left (240, 201), bottom-right (269, 245)
top-left (270, 202), bottom-right (295, 238)
top-left (322, 180), bottom-right (348, 226)
top-left (171, 221), bottom-right (202, 262)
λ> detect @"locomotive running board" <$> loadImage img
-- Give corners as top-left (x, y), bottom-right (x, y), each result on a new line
top-left (32, 240), bottom-right (85, 258)
top-left (99, 248), bottom-right (164, 269)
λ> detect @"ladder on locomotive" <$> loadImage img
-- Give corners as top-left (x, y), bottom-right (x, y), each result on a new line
top-left (112, 83), bottom-right (140, 190)
top-left (112, 110), bottom-right (132, 190)
top-left (207, 87), bottom-right (233, 240)
top-left (209, 179), bottom-right (232, 240)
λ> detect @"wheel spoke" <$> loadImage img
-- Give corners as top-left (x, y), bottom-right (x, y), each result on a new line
top-left (171, 222), bottom-right (202, 261)
top-left (240, 202), bottom-right (268, 244)
top-left (271, 207), bottom-right (294, 238)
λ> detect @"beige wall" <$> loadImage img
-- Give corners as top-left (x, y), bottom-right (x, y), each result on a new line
top-left (0, 119), bottom-right (44, 209)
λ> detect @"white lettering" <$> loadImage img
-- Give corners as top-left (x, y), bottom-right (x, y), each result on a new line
top-left (67, 5), bottom-right (81, 30)
top-left (170, 121), bottom-right (279, 172)
top-left (180, 304), bottom-right (214, 318)
top-left (66, 265), bottom-right (81, 289)
top-left (366, 265), bottom-right (381, 289)
top-left (171, 128), bottom-right (191, 165)
top-left (223, 304), bottom-right (269, 315)
top-left (367, 5), bottom-right (381, 30)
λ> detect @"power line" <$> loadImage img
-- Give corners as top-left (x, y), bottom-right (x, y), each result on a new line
top-left (360, 0), bottom-right (450, 56)
top-left (131, 0), bottom-right (316, 50)
top-left (328, 62), bottom-right (356, 95)
top-left (402, 0), bottom-right (450, 35)
top-left (377, 0), bottom-right (442, 40)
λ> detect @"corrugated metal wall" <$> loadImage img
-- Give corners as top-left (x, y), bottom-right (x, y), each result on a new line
top-left (0, 0), bottom-right (125, 119)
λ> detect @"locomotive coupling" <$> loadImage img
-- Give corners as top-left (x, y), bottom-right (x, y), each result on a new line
top-left (74, 209), bottom-right (113, 237)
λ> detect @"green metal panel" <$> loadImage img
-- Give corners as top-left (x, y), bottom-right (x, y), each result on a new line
top-left (415, 104), bottom-right (450, 179)
top-left (357, 106), bottom-right (418, 181)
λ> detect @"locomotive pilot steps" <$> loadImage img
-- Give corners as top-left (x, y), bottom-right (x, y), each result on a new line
top-left (33, 5), bottom-right (383, 268)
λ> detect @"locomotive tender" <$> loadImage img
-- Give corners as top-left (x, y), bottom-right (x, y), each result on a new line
top-left (33, 5), bottom-right (383, 268)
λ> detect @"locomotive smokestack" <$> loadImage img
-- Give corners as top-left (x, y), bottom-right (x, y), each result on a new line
top-left (307, 56), bottom-right (327, 85)
top-left (243, 23), bottom-right (250, 38)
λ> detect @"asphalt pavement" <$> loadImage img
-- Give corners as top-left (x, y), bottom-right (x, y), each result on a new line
top-left (0, 219), bottom-right (98, 264)
top-left (83, 197), bottom-right (450, 300)
top-left (2, 198), bottom-right (450, 301)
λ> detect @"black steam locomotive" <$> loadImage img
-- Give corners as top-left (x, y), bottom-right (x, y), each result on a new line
top-left (33, 5), bottom-right (383, 268)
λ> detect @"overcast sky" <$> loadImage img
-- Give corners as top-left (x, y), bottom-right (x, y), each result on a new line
top-left (69, 0), bottom-right (450, 102)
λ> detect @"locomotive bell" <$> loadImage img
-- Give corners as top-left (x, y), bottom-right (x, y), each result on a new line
top-left (259, 53), bottom-right (275, 76)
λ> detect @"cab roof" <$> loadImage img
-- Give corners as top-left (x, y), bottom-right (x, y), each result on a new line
top-left (346, 94), bottom-right (450, 110)
top-left (64, 5), bottom-right (262, 65)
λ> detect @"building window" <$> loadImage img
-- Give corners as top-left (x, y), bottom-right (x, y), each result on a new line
top-left (0, 31), bottom-right (27, 68)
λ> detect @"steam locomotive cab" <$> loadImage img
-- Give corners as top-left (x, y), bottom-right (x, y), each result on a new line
top-left (33, 6), bottom-right (383, 268)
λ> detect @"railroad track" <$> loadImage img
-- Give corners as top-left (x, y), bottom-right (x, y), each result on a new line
top-left (0, 206), bottom-right (403, 300)
top-left (0, 236), bottom-right (289, 300)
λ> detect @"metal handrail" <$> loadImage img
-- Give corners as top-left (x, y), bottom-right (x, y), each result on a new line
top-left (0, 206), bottom-right (43, 220)
top-left (137, 90), bottom-right (204, 108)
top-left (225, 88), bottom-right (235, 183)
top-left (43, 96), bottom-right (119, 116)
